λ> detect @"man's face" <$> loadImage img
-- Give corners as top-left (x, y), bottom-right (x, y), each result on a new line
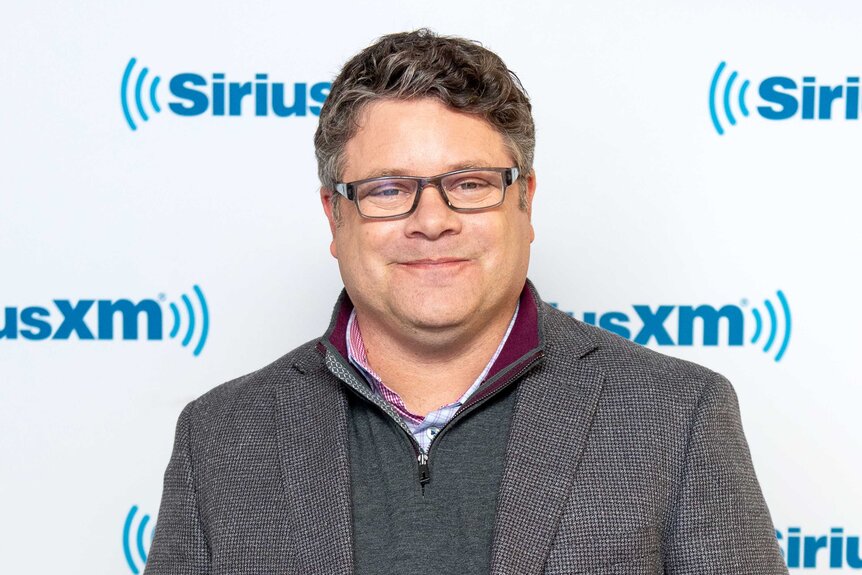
top-left (321, 98), bottom-right (536, 339)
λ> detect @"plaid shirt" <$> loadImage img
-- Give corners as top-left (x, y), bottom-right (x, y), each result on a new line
top-left (346, 304), bottom-right (519, 453)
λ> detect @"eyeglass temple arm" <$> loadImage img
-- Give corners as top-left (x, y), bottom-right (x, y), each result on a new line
top-left (333, 183), bottom-right (353, 200)
top-left (506, 167), bottom-right (520, 186)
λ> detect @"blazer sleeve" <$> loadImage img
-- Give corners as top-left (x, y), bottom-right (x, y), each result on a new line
top-left (143, 402), bottom-right (211, 575)
top-left (665, 374), bottom-right (788, 574)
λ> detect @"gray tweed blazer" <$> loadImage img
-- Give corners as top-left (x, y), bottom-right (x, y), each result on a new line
top-left (144, 285), bottom-right (788, 575)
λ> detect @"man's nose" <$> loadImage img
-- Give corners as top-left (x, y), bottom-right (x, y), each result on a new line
top-left (404, 184), bottom-right (462, 239)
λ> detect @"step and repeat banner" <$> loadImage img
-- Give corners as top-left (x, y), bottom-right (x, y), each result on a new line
top-left (2, 1), bottom-right (860, 573)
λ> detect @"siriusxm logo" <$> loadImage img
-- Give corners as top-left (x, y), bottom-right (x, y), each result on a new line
top-left (777, 527), bottom-right (862, 569)
top-left (0, 284), bottom-right (209, 356)
top-left (550, 289), bottom-right (791, 362)
top-left (123, 505), bottom-right (154, 574)
top-left (120, 57), bottom-right (330, 131)
top-left (709, 61), bottom-right (862, 134)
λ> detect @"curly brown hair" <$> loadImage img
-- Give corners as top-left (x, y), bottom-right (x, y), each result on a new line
top-left (314, 29), bottom-right (535, 219)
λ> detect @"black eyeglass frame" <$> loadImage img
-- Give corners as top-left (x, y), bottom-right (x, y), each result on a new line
top-left (333, 167), bottom-right (520, 220)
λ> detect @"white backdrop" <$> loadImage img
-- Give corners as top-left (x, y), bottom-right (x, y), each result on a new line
top-left (2, 1), bottom-right (861, 572)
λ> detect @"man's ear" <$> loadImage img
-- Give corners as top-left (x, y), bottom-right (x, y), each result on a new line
top-left (319, 188), bottom-right (339, 259)
top-left (524, 169), bottom-right (537, 242)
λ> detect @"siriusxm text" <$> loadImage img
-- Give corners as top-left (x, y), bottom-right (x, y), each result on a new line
top-left (169, 73), bottom-right (330, 117)
top-left (777, 527), bottom-right (862, 569)
top-left (550, 303), bottom-right (743, 346)
top-left (759, 76), bottom-right (861, 120)
top-left (1, 299), bottom-right (162, 340)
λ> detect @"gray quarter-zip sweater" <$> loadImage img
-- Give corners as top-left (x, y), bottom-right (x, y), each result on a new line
top-left (320, 285), bottom-right (544, 575)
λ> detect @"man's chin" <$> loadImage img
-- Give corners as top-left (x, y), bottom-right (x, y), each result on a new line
top-left (396, 304), bottom-right (473, 334)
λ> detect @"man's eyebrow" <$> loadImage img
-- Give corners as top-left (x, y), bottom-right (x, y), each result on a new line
top-left (357, 162), bottom-right (493, 180)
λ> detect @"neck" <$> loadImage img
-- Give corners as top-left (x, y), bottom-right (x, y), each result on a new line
top-left (354, 299), bottom-right (518, 417)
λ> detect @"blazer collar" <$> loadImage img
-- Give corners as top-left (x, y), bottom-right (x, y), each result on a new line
top-left (489, 299), bottom-right (605, 574)
top-left (274, 363), bottom-right (355, 574)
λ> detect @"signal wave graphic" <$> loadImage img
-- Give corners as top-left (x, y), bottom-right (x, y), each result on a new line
top-left (165, 284), bottom-right (210, 357)
top-left (709, 61), bottom-right (751, 135)
top-left (121, 57), bottom-right (162, 131)
top-left (748, 290), bottom-right (792, 362)
top-left (122, 505), bottom-right (153, 575)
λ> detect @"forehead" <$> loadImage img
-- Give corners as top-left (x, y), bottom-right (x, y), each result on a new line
top-left (341, 98), bottom-right (511, 181)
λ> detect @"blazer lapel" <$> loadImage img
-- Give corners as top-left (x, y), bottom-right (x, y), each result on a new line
top-left (490, 350), bottom-right (605, 575)
top-left (275, 362), bottom-right (354, 575)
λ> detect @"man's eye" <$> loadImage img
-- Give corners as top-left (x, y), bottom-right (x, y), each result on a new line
top-left (454, 179), bottom-right (492, 191)
top-left (359, 181), bottom-right (413, 201)
top-left (370, 187), bottom-right (405, 197)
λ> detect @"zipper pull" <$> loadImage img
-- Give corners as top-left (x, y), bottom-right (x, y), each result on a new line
top-left (417, 452), bottom-right (430, 493)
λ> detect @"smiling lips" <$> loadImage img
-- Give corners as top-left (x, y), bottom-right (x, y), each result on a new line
top-left (399, 257), bottom-right (469, 268)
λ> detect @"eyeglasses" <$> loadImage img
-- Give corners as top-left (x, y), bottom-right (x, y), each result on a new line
top-left (333, 167), bottom-right (520, 220)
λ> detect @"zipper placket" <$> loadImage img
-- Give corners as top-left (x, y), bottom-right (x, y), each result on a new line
top-left (322, 342), bottom-right (543, 497)
top-left (322, 344), bottom-right (429, 489)
top-left (421, 352), bottom-right (544, 477)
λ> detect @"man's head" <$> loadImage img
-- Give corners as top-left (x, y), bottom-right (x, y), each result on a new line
top-left (315, 29), bottom-right (535, 220)
top-left (315, 30), bottom-right (537, 344)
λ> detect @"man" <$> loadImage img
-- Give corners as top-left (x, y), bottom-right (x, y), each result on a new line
top-left (145, 30), bottom-right (788, 574)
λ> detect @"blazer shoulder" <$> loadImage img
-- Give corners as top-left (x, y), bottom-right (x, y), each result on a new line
top-left (541, 303), bottom-right (727, 405)
top-left (182, 337), bottom-right (324, 426)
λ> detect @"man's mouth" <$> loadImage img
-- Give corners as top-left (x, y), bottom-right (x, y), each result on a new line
top-left (398, 257), bottom-right (469, 268)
